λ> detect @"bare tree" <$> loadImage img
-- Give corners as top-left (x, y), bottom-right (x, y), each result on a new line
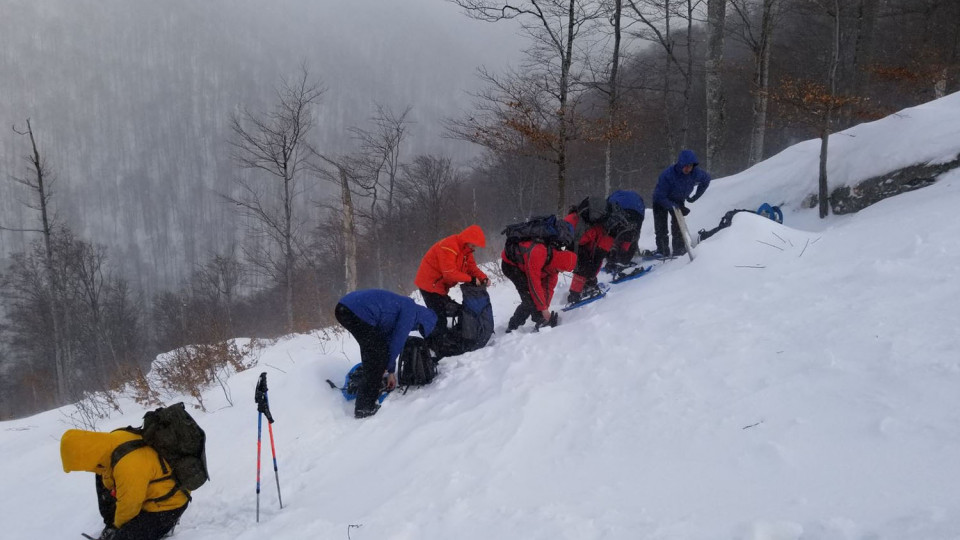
top-left (312, 154), bottom-right (364, 293)
top-left (449, 0), bottom-right (604, 212)
top-left (3, 119), bottom-right (70, 403)
top-left (729, 0), bottom-right (785, 165)
top-left (704, 0), bottom-right (727, 171)
top-left (397, 155), bottom-right (462, 239)
top-left (226, 67), bottom-right (324, 332)
top-left (349, 105), bottom-right (413, 287)
top-left (625, 0), bottom-right (702, 157)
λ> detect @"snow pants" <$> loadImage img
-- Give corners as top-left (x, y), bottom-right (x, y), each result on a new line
top-left (653, 203), bottom-right (685, 256)
top-left (335, 303), bottom-right (390, 416)
top-left (95, 475), bottom-right (187, 540)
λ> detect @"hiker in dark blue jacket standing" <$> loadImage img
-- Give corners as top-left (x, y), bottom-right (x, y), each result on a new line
top-left (652, 149), bottom-right (712, 257)
top-left (335, 289), bottom-right (438, 418)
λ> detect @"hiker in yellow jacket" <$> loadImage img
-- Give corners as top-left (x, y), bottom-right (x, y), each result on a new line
top-left (61, 429), bottom-right (189, 540)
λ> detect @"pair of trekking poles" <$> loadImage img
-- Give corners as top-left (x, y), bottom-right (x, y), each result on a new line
top-left (255, 372), bottom-right (283, 523)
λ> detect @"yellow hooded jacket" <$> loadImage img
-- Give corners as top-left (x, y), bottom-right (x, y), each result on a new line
top-left (61, 429), bottom-right (188, 527)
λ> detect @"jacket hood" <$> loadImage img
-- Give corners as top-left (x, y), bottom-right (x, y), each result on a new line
top-left (61, 429), bottom-right (114, 473)
top-left (676, 149), bottom-right (699, 168)
top-left (458, 225), bottom-right (486, 248)
top-left (551, 250), bottom-right (578, 273)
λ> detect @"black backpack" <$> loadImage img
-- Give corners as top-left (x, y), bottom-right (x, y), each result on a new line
top-left (502, 215), bottom-right (573, 264)
top-left (112, 402), bottom-right (209, 501)
top-left (397, 336), bottom-right (438, 388)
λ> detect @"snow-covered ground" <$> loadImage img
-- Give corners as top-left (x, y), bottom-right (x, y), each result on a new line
top-left (3, 95), bottom-right (960, 540)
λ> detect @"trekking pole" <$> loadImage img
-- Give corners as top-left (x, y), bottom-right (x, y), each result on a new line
top-left (672, 207), bottom-right (697, 262)
top-left (255, 401), bottom-right (263, 523)
top-left (255, 372), bottom-right (283, 519)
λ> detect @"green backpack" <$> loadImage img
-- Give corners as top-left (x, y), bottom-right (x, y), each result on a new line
top-left (112, 402), bottom-right (209, 501)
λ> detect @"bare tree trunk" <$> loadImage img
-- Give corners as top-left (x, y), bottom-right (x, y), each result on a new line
top-left (680, 0), bottom-right (694, 149)
top-left (819, 0), bottom-right (841, 219)
top-left (705, 0), bottom-right (727, 171)
top-left (555, 0), bottom-right (577, 213)
top-left (339, 168), bottom-right (358, 292)
top-left (748, 0), bottom-right (776, 166)
top-left (604, 0), bottom-right (623, 195)
top-left (847, 0), bottom-right (878, 122)
top-left (12, 120), bottom-right (68, 403)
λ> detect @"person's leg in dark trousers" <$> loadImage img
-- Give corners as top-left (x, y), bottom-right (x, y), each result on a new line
top-left (113, 505), bottom-right (188, 540)
top-left (419, 289), bottom-right (459, 334)
top-left (670, 209), bottom-right (686, 255)
top-left (501, 261), bottom-right (537, 331)
top-left (653, 203), bottom-right (671, 256)
top-left (95, 475), bottom-right (116, 528)
top-left (335, 303), bottom-right (391, 418)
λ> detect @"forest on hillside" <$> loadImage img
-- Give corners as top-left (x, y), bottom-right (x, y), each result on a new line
top-left (1, 0), bottom-right (957, 419)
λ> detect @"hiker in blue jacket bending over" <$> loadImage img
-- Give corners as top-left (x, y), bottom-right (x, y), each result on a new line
top-left (652, 149), bottom-right (711, 257)
top-left (335, 289), bottom-right (438, 418)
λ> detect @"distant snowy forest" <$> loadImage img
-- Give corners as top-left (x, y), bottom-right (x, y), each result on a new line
top-left (1, 0), bottom-right (958, 418)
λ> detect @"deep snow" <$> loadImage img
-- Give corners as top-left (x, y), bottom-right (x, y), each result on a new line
top-left (3, 94), bottom-right (960, 540)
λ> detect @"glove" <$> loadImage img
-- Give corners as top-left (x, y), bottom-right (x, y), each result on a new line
top-left (534, 311), bottom-right (559, 330)
top-left (99, 528), bottom-right (118, 540)
top-left (678, 205), bottom-right (690, 216)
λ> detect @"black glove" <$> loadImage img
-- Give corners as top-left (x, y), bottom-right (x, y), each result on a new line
top-left (678, 205), bottom-right (690, 216)
top-left (99, 528), bottom-right (118, 540)
top-left (535, 311), bottom-right (559, 330)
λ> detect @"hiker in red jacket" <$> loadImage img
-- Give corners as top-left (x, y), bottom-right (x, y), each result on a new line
top-left (564, 197), bottom-right (616, 304)
top-left (501, 239), bottom-right (578, 332)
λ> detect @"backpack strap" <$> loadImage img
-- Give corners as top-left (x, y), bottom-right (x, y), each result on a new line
top-left (110, 437), bottom-right (191, 503)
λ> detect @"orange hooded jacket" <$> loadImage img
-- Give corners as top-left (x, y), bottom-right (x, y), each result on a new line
top-left (61, 429), bottom-right (189, 528)
top-left (414, 225), bottom-right (488, 295)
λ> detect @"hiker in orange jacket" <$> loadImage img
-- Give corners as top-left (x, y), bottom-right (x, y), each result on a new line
top-left (414, 225), bottom-right (489, 321)
top-left (61, 429), bottom-right (189, 540)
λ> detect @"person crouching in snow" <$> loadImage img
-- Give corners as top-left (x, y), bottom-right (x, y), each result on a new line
top-left (60, 429), bottom-right (189, 540)
top-left (414, 224), bottom-right (490, 324)
top-left (501, 236), bottom-right (577, 332)
top-left (564, 196), bottom-right (616, 304)
top-left (335, 289), bottom-right (438, 418)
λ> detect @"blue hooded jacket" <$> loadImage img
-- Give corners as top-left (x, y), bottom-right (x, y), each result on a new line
top-left (652, 149), bottom-right (712, 209)
top-left (338, 289), bottom-right (438, 373)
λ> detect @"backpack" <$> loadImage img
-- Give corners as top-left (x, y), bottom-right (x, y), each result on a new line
top-left (336, 363), bottom-right (389, 403)
top-left (502, 215), bottom-right (574, 267)
top-left (571, 196), bottom-right (609, 224)
top-left (434, 283), bottom-right (494, 358)
top-left (756, 203), bottom-right (784, 223)
top-left (112, 402), bottom-right (209, 501)
top-left (397, 336), bottom-right (438, 388)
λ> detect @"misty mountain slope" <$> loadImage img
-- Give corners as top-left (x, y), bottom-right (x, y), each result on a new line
top-left (3, 98), bottom-right (960, 539)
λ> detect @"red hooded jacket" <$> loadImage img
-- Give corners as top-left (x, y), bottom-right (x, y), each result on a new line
top-left (415, 225), bottom-right (488, 295)
top-left (564, 212), bottom-right (614, 253)
top-left (501, 241), bottom-right (578, 311)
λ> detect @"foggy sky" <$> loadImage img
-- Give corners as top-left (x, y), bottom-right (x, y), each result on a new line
top-left (0, 0), bottom-right (524, 289)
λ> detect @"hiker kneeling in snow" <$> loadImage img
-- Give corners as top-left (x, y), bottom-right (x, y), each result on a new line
top-left (335, 289), bottom-right (439, 418)
top-left (501, 229), bottom-right (577, 332)
top-left (564, 196), bottom-right (617, 304)
top-left (61, 429), bottom-right (189, 540)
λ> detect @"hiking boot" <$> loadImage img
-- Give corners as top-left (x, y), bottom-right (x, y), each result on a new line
top-left (354, 403), bottom-right (381, 419)
top-left (673, 246), bottom-right (687, 257)
top-left (581, 283), bottom-right (601, 298)
top-left (566, 290), bottom-right (582, 304)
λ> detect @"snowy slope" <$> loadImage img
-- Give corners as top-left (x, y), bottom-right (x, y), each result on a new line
top-left (3, 96), bottom-right (960, 540)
